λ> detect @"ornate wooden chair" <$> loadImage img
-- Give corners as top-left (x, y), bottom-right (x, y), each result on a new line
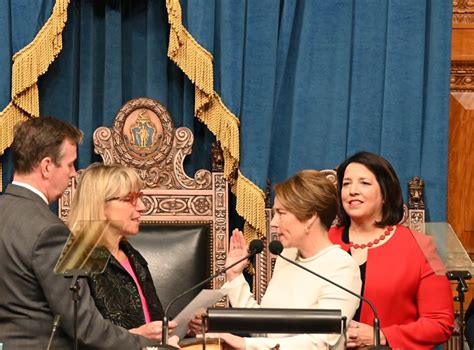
top-left (253, 169), bottom-right (426, 303)
top-left (59, 97), bottom-right (229, 317)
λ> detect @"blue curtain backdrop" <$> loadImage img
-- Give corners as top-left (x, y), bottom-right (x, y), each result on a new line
top-left (0, 0), bottom-right (452, 222)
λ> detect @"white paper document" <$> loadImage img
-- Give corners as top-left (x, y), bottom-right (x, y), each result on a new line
top-left (173, 288), bottom-right (228, 339)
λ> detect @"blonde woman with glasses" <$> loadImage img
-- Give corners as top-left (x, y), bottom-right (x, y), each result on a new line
top-left (68, 163), bottom-right (179, 346)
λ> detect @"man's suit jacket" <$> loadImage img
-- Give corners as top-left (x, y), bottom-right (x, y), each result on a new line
top-left (0, 184), bottom-right (158, 349)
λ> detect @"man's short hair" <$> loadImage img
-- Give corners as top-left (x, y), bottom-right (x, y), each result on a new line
top-left (11, 116), bottom-right (83, 174)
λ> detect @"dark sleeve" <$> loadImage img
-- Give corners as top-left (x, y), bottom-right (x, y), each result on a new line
top-left (466, 299), bottom-right (474, 349)
top-left (32, 223), bottom-right (159, 349)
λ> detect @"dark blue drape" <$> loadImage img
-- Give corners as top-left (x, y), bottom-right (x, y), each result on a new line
top-left (202, 0), bottom-right (452, 221)
top-left (0, 0), bottom-right (452, 222)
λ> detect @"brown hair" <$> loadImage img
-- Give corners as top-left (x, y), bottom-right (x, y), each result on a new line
top-left (274, 170), bottom-right (338, 230)
top-left (11, 116), bottom-right (83, 174)
top-left (336, 151), bottom-right (404, 227)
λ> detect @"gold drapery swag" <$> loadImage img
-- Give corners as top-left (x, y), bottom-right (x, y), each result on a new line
top-left (0, 0), bottom-right (71, 189)
top-left (166, 0), bottom-right (267, 242)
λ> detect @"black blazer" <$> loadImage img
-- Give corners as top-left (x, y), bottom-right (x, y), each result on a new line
top-left (88, 240), bottom-right (164, 329)
top-left (0, 184), bottom-right (159, 349)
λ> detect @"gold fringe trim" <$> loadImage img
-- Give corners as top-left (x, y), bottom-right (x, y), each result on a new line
top-left (196, 91), bottom-right (240, 180)
top-left (11, 0), bottom-right (70, 102)
top-left (166, 0), bottom-right (267, 242)
top-left (0, 0), bottom-right (70, 156)
top-left (236, 171), bottom-right (267, 240)
top-left (0, 103), bottom-right (30, 191)
top-left (0, 103), bottom-right (30, 154)
top-left (166, 3), bottom-right (240, 175)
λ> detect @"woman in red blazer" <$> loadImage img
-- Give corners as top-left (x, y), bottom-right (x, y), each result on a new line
top-left (329, 151), bottom-right (454, 349)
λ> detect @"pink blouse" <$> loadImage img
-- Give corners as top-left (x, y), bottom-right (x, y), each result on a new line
top-left (120, 257), bottom-right (151, 323)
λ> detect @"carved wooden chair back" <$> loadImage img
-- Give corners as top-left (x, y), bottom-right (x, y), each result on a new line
top-left (59, 97), bottom-right (229, 317)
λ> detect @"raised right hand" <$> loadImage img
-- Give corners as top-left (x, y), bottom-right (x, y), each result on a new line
top-left (225, 229), bottom-right (249, 281)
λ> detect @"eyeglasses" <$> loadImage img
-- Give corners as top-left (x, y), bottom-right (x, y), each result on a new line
top-left (107, 192), bottom-right (144, 206)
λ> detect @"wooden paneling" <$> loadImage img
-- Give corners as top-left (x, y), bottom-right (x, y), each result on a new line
top-left (453, 0), bottom-right (474, 28)
top-left (438, 4), bottom-right (473, 349)
top-left (467, 112), bottom-right (474, 232)
top-left (451, 61), bottom-right (474, 91)
top-left (446, 7), bottom-right (474, 350)
top-left (449, 1), bottom-right (474, 259)
top-left (452, 28), bottom-right (474, 61)
top-left (448, 93), bottom-right (474, 256)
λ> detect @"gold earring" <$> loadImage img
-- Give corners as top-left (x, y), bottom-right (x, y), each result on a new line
top-left (305, 225), bottom-right (309, 235)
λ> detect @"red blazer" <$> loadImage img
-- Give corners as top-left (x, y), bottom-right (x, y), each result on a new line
top-left (329, 225), bottom-right (454, 349)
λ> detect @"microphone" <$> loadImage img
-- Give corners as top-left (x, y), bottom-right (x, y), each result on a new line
top-left (46, 314), bottom-right (61, 350)
top-left (268, 240), bottom-right (389, 349)
top-left (160, 239), bottom-right (264, 348)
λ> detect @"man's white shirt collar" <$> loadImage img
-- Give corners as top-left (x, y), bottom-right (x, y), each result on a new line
top-left (12, 181), bottom-right (49, 204)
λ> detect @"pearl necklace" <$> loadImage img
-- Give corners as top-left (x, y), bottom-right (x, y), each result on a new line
top-left (349, 226), bottom-right (395, 249)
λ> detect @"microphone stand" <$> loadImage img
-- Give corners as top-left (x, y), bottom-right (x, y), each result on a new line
top-left (446, 270), bottom-right (472, 348)
top-left (46, 315), bottom-right (61, 350)
top-left (160, 240), bottom-right (263, 348)
top-left (270, 242), bottom-right (389, 349)
top-left (63, 269), bottom-right (89, 350)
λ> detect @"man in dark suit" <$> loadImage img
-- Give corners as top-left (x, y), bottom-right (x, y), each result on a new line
top-left (0, 117), bottom-right (163, 349)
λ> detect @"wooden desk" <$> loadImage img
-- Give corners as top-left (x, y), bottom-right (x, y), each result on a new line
top-left (179, 337), bottom-right (223, 350)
